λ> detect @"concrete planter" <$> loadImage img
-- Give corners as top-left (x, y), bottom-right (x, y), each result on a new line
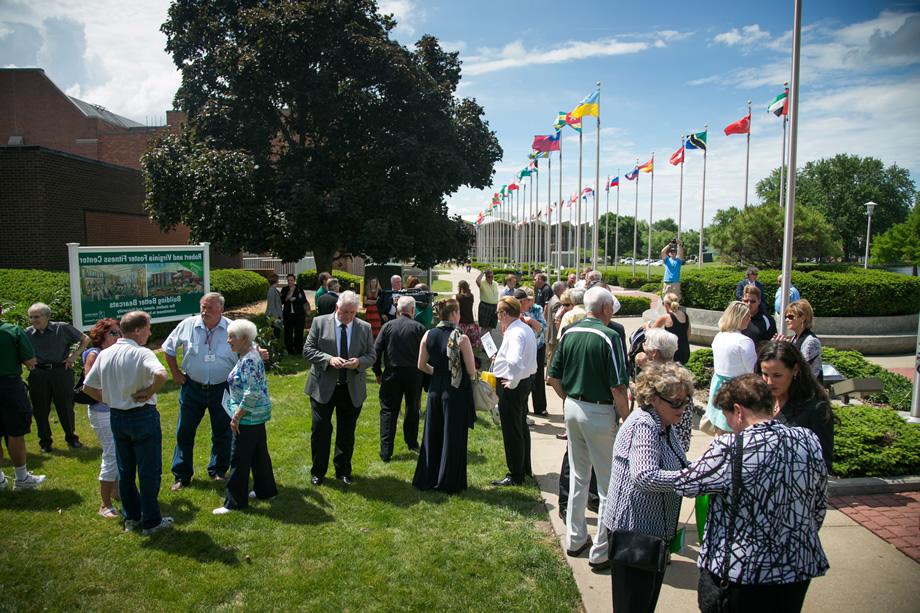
top-left (643, 307), bottom-right (917, 355)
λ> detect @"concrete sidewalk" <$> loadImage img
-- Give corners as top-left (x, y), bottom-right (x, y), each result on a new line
top-left (439, 265), bottom-right (920, 612)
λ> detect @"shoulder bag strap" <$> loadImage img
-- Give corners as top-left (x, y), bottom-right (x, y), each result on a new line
top-left (718, 432), bottom-right (744, 586)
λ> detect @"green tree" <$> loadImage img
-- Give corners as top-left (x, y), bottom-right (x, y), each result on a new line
top-left (596, 214), bottom-right (648, 262)
top-left (708, 203), bottom-right (841, 267)
top-left (755, 154), bottom-right (915, 260)
top-left (872, 201), bottom-right (920, 275)
top-left (143, 0), bottom-right (501, 272)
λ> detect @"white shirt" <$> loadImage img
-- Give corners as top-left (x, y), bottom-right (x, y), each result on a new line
top-left (161, 315), bottom-right (235, 384)
top-left (333, 315), bottom-right (354, 356)
top-left (491, 319), bottom-right (538, 389)
top-left (83, 338), bottom-right (167, 410)
top-left (711, 330), bottom-right (757, 377)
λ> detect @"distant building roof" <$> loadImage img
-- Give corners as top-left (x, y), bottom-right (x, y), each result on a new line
top-left (67, 96), bottom-right (146, 129)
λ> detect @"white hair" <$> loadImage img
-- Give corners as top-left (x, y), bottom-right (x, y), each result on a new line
top-left (227, 318), bottom-right (258, 343)
top-left (570, 288), bottom-right (586, 305)
top-left (390, 275), bottom-right (402, 284)
top-left (583, 286), bottom-right (612, 314)
top-left (336, 290), bottom-right (360, 309)
top-left (397, 295), bottom-right (416, 314)
top-left (644, 327), bottom-right (678, 360)
top-left (202, 292), bottom-right (226, 307)
top-left (28, 302), bottom-right (51, 317)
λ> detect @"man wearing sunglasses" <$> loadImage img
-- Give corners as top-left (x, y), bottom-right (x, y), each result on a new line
top-left (740, 285), bottom-right (777, 346)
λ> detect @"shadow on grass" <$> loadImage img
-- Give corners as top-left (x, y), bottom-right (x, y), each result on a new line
top-left (141, 528), bottom-right (240, 566)
top-left (465, 486), bottom-right (548, 518)
top-left (0, 487), bottom-right (83, 511)
top-left (257, 484), bottom-right (334, 525)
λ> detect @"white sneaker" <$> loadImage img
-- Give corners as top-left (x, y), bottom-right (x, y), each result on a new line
top-left (14, 472), bottom-right (46, 490)
top-left (212, 506), bottom-right (233, 515)
top-left (141, 516), bottom-right (175, 535)
top-left (0, 474), bottom-right (8, 491)
top-left (124, 519), bottom-right (142, 532)
top-left (248, 490), bottom-right (257, 500)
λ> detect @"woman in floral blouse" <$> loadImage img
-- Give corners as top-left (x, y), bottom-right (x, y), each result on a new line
top-left (213, 319), bottom-right (277, 515)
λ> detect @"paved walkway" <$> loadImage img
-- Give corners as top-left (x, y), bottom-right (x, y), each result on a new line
top-left (436, 265), bottom-right (920, 613)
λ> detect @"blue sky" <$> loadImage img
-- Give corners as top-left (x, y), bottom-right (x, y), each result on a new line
top-left (2, 0), bottom-right (918, 231)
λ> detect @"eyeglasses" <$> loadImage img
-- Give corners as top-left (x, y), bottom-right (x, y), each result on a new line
top-left (108, 330), bottom-right (121, 337)
top-left (741, 299), bottom-right (757, 304)
top-left (656, 393), bottom-right (690, 409)
top-left (784, 313), bottom-right (797, 320)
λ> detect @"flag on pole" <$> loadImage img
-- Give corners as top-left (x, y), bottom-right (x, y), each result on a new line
top-left (518, 168), bottom-right (533, 179)
top-left (724, 113), bottom-right (751, 135)
top-left (609, 176), bottom-right (620, 189)
top-left (500, 185), bottom-right (507, 197)
top-left (528, 150), bottom-right (549, 159)
top-left (669, 145), bottom-right (684, 166)
top-left (569, 90), bottom-right (600, 119)
top-left (581, 187), bottom-right (594, 196)
top-left (508, 182), bottom-right (519, 191)
top-left (768, 89), bottom-right (788, 116)
top-left (685, 131), bottom-right (708, 151)
top-left (532, 132), bottom-right (561, 152)
top-left (554, 111), bottom-right (582, 133)
top-left (625, 167), bottom-right (639, 181)
top-left (637, 158), bottom-right (654, 173)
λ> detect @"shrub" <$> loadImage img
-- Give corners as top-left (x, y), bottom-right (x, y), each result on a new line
top-left (822, 348), bottom-right (913, 411)
top-left (685, 348), bottom-right (714, 389)
top-left (679, 266), bottom-right (920, 316)
top-left (210, 269), bottom-right (268, 308)
top-left (297, 269), bottom-right (363, 292)
top-left (0, 269), bottom-right (72, 327)
top-left (833, 405), bottom-right (920, 478)
top-left (615, 295), bottom-right (651, 316)
top-left (638, 282), bottom-right (660, 294)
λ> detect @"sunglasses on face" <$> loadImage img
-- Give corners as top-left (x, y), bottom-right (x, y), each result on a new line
top-left (108, 330), bottom-right (121, 337)
top-left (656, 393), bottom-right (690, 409)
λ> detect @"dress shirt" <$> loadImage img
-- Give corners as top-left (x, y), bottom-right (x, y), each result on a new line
top-left (491, 319), bottom-right (537, 389)
top-left (162, 315), bottom-right (236, 384)
top-left (26, 322), bottom-right (84, 364)
top-left (83, 338), bottom-right (166, 409)
top-left (711, 331), bottom-right (756, 377)
top-left (333, 315), bottom-right (354, 356)
top-left (372, 314), bottom-right (426, 376)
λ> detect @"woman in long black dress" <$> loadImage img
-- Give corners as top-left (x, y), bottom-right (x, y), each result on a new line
top-left (413, 299), bottom-right (478, 493)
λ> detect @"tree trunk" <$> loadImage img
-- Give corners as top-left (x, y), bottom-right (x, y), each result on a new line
top-left (312, 246), bottom-right (337, 275)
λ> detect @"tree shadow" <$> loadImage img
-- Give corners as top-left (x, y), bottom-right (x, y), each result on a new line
top-left (141, 528), bottom-right (240, 566)
top-left (464, 485), bottom-right (548, 518)
top-left (663, 558), bottom-right (701, 590)
top-left (255, 484), bottom-right (334, 526)
top-left (345, 474), bottom-right (435, 509)
top-left (530, 421), bottom-right (565, 436)
top-left (0, 487), bottom-right (83, 512)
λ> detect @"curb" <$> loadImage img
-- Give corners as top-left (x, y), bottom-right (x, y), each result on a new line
top-left (828, 474), bottom-right (920, 496)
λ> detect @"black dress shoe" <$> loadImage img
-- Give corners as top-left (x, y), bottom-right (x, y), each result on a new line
top-left (337, 475), bottom-right (353, 486)
top-left (589, 559), bottom-right (611, 572)
top-left (566, 537), bottom-right (592, 557)
top-left (407, 445), bottom-right (420, 453)
top-left (559, 508), bottom-right (567, 523)
top-left (380, 454), bottom-right (391, 463)
top-left (67, 440), bottom-right (83, 449)
top-left (490, 476), bottom-right (521, 487)
top-left (310, 475), bottom-right (323, 486)
top-left (40, 444), bottom-right (53, 453)
top-left (555, 433), bottom-right (568, 441)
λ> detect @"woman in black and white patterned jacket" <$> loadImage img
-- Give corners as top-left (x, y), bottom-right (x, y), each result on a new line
top-left (674, 374), bottom-right (829, 613)
top-left (602, 361), bottom-right (694, 613)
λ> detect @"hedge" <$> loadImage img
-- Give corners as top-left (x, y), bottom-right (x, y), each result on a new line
top-left (297, 269), bottom-right (363, 292)
top-left (685, 348), bottom-right (714, 390)
top-left (679, 266), bottom-right (920, 316)
top-left (210, 269), bottom-right (268, 307)
top-left (615, 295), bottom-right (651, 316)
top-left (833, 405), bottom-right (920, 478)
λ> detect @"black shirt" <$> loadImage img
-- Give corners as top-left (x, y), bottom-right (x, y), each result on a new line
top-left (372, 314), bottom-right (426, 377)
top-left (535, 284), bottom-right (553, 308)
top-left (316, 292), bottom-right (338, 316)
top-left (279, 286), bottom-right (309, 317)
top-left (741, 311), bottom-right (776, 346)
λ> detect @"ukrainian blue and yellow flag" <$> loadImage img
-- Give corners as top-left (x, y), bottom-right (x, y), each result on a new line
top-left (569, 90), bottom-right (599, 119)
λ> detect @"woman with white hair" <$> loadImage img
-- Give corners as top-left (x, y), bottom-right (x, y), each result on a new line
top-left (213, 319), bottom-right (277, 515)
top-left (703, 302), bottom-right (756, 436)
top-left (637, 328), bottom-right (693, 452)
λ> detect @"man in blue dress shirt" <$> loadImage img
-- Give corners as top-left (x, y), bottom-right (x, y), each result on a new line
top-left (163, 292), bottom-right (238, 490)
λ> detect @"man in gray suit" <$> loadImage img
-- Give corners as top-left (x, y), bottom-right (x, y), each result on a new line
top-left (303, 291), bottom-right (376, 485)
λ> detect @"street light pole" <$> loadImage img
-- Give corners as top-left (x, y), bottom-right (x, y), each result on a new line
top-left (864, 201), bottom-right (877, 269)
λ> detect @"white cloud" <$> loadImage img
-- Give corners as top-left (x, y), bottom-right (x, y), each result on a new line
top-left (713, 24), bottom-right (771, 47)
top-left (378, 0), bottom-right (420, 39)
top-left (463, 38), bottom-right (651, 76)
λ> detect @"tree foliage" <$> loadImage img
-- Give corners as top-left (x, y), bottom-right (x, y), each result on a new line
top-left (872, 200), bottom-right (920, 273)
top-left (143, 0), bottom-right (501, 271)
top-left (708, 203), bottom-right (841, 267)
top-left (755, 154), bottom-right (916, 260)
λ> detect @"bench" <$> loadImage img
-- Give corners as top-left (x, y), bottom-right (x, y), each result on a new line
top-left (829, 377), bottom-right (884, 403)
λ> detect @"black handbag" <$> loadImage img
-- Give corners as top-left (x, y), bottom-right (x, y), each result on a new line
top-left (698, 433), bottom-right (745, 613)
top-left (610, 529), bottom-right (669, 574)
top-left (73, 371), bottom-right (94, 405)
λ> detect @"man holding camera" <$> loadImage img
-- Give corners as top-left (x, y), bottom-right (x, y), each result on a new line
top-left (660, 238), bottom-right (685, 298)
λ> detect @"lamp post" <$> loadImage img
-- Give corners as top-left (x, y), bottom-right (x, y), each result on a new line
top-left (864, 201), bottom-right (877, 269)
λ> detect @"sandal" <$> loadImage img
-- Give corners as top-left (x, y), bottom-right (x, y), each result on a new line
top-left (98, 506), bottom-right (120, 519)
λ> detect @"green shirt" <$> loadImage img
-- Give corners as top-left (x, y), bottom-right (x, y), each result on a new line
top-left (0, 320), bottom-right (35, 377)
top-left (478, 279), bottom-right (500, 304)
top-left (548, 317), bottom-right (628, 402)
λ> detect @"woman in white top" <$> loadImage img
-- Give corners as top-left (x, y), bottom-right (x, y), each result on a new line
top-left (704, 301), bottom-right (756, 434)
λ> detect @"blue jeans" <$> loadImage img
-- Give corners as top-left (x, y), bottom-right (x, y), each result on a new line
top-left (110, 405), bottom-right (162, 530)
top-left (171, 381), bottom-right (231, 483)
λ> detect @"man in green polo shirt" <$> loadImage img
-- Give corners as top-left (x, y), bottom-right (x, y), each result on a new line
top-left (548, 286), bottom-right (628, 571)
top-left (0, 304), bottom-right (46, 490)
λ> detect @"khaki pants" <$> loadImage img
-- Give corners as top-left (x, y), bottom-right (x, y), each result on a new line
top-left (662, 281), bottom-right (681, 298)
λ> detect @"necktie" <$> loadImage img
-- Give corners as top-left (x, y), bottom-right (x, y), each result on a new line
top-left (339, 323), bottom-right (348, 383)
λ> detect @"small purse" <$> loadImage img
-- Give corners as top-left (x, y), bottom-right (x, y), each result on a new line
top-left (610, 529), bottom-right (669, 574)
top-left (698, 433), bottom-right (744, 613)
top-left (72, 371), bottom-right (94, 405)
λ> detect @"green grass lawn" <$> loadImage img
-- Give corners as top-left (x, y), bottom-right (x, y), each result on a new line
top-left (0, 356), bottom-right (580, 611)
top-left (431, 279), bottom-right (453, 297)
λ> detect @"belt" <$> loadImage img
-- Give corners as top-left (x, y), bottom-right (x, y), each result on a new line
top-left (111, 403), bottom-right (156, 413)
top-left (35, 362), bottom-right (65, 369)
top-left (185, 378), bottom-right (226, 390)
top-left (569, 394), bottom-right (613, 405)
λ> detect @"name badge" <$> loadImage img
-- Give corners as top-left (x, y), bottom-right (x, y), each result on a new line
top-left (204, 353), bottom-right (216, 363)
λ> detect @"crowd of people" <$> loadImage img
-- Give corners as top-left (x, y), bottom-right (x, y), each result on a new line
top-left (0, 255), bottom-right (838, 612)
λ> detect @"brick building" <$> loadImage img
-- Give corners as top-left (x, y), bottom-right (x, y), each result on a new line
top-left (0, 68), bottom-right (238, 270)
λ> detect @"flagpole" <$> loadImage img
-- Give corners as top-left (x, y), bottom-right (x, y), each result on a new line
top-left (592, 83), bottom-right (601, 271)
top-left (698, 124), bottom-right (709, 269)
top-left (529, 171), bottom-right (534, 275)
top-left (614, 168), bottom-right (621, 269)
top-left (744, 100), bottom-right (751, 208)
top-left (546, 155), bottom-right (552, 268)
top-left (604, 176), bottom-right (610, 269)
top-left (534, 164), bottom-right (539, 272)
top-left (646, 153), bottom-right (655, 281)
top-left (632, 159), bottom-right (639, 277)
top-left (576, 128), bottom-right (583, 273)
top-left (678, 136), bottom-right (685, 239)
top-left (779, 81), bottom-right (788, 209)
top-left (780, 0), bottom-right (803, 333)
top-left (557, 146), bottom-right (563, 278)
